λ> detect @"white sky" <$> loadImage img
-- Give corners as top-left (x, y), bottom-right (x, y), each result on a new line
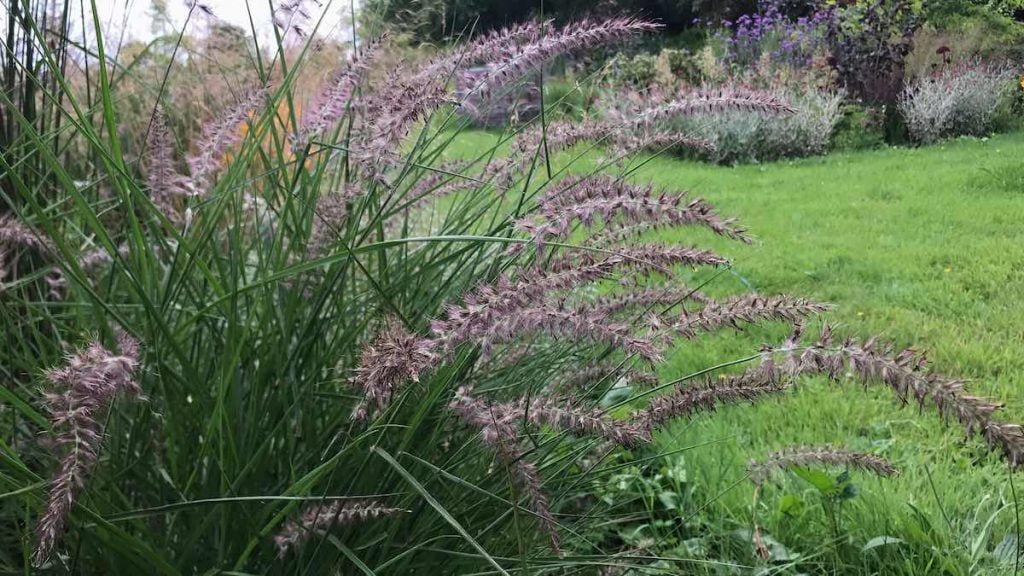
top-left (9, 0), bottom-right (359, 49)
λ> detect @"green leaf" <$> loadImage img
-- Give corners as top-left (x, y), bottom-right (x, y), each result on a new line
top-left (778, 493), bottom-right (803, 516)
top-left (791, 468), bottom-right (837, 495)
top-left (373, 447), bottom-right (510, 576)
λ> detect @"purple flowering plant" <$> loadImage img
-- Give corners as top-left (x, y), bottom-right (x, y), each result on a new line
top-left (714, 0), bottom-right (836, 69)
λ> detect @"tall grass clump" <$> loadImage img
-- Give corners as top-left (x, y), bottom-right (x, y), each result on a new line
top-left (2, 5), bottom-right (1024, 574)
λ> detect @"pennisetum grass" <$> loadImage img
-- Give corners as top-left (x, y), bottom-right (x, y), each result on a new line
top-left (1, 4), bottom-right (1022, 574)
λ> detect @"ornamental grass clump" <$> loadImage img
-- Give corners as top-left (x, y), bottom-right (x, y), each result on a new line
top-left (3, 9), bottom-right (1024, 575)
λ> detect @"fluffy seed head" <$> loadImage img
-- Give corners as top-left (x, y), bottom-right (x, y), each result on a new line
top-left (747, 446), bottom-right (898, 486)
top-left (274, 499), bottom-right (404, 557)
top-left (350, 317), bottom-right (434, 422)
top-left (34, 335), bottom-right (142, 567)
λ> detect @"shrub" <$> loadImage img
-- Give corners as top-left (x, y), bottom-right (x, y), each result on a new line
top-left (658, 48), bottom-right (706, 87)
top-left (832, 103), bottom-right (888, 151)
top-left (606, 51), bottom-right (660, 88)
top-left (899, 61), bottom-right (1018, 143)
top-left (824, 0), bottom-right (923, 105)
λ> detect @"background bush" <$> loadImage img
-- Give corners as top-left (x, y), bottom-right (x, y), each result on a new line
top-left (900, 61), bottom-right (1018, 143)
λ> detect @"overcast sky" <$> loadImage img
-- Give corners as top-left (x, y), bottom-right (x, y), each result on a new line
top-left (35, 0), bottom-right (357, 48)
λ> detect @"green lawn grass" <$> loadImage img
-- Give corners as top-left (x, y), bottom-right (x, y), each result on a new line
top-left (448, 131), bottom-right (1024, 573)
top-left (639, 134), bottom-right (1024, 574)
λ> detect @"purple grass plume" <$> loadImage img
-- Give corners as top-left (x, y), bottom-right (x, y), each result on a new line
top-left (449, 387), bottom-right (561, 552)
top-left (514, 120), bottom-right (714, 163)
top-left (631, 89), bottom-right (797, 127)
top-left (146, 107), bottom-right (193, 223)
top-left (675, 294), bottom-right (830, 339)
top-left (518, 176), bottom-right (750, 248)
top-left (640, 381), bottom-right (784, 429)
top-left (349, 317), bottom-right (434, 423)
top-left (431, 246), bottom-right (724, 358)
top-left (294, 36), bottom-right (384, 149)
top-left (422, 20), bottom-right (552, 79)
top-left (747, 445), bottom-right (898, 486)
top-left (517, 396), bottom-right (650, 447)
top-left (437, 299), bottom-right (661, 362)
top-left (554, 362), bottom-right (659, 392)
top-left (274, 499), bottom-right (404, 558)
top-left (466, 18), bottom-right (660, 98)
top-left (589, 285), bottom-right (710, 317)
top-left (33, 333), bottom-right (142, 567)
top-left (758, 325), bottom-right (1024, 468)
top-left (0, 214), bottom-right (56, 256)
top-left (188, 86), bottom-right (269, 191)
top-left (306, 187), bottom-right (362, 259)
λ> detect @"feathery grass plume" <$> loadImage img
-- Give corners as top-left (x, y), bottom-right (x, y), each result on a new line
top-left (274, 499), bottom-right (404, 558)
top-left (632, 89), bottom-right (797, 127)
top-left (610, 131), bottom-right (716, 157)
top-left (271, 0), bottom-right (318, 39)
top-left (984, 423), bottom-right (1024, 468)
top-left (510, 457), bottom-right (561, 552)
top-left (0, 214), bottom-right (56, 256)
top-left (513, 121), bottom-right (616, 159)
top-left (747, 446), bottom-right (898, 487)
top-left (145, 107), bottom-right (192, 222)
top-left (423, 20), bottom-right (551, 79)
top-left (349, 317), bottom-right (434, 423)
top-left (516, 396), bottom-right (650, 447)
top-left (431, 246), bottom-right (724, 356)
top-left (77, 243), bottom-right (130, 274)
top-left (834, 339), bottom-right (1020, 462)
top-left (355, 73), bottom-right (452, 174)
top-left (34, 334), bottom-right (142, 567)
top-left (568, 245), bottom-right (731, 274)
top-left (468, 18), bottom-right (660, 98)
top-left (293, 36), bottom-right (384, 149)
top-left (554, 362), bottom-right (659, 391)
top-left (449, 388), bottom-right (561, 552)
top-left (675, 295), bottom-right (830, 339)
top-left (514, 120), bottom-right (714, 163)
top-left (590, 286), bottom-right (710, 317)
top-left (437, 297), bottom-right (661, 362)
top-left (640, 381), bottom-right (784, 429)
top-left (306, 185), bottom-right (363, 259)
top-left (519, 175), bottom-right (750, 248)
top-left (188, 85), bottom-right (268, 190)
top-left (754, 326), bottom-right (1024, 468)
top-left (0, 215), bottom-right (58, 293)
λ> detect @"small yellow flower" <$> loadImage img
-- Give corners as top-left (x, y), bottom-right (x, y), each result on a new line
top-left (1019, 75), bottom-right (1024, 91)
top-left (857, 311), bottom-right (865, 317)
top-left (944, 267), bottom-right (952, 273)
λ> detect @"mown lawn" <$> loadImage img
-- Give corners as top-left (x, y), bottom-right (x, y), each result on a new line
top-left (639, 133), bottom-right (1024, 573)
top-left (452, 131), bottom-right (1024, 573)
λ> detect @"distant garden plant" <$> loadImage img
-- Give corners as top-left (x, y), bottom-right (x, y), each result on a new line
top-left (715, 0), bottom-right (835, 69)
top-left (3, 7), bottom-right (1024, 576)
top-left (900, 60), bottom-right (1019, 143)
